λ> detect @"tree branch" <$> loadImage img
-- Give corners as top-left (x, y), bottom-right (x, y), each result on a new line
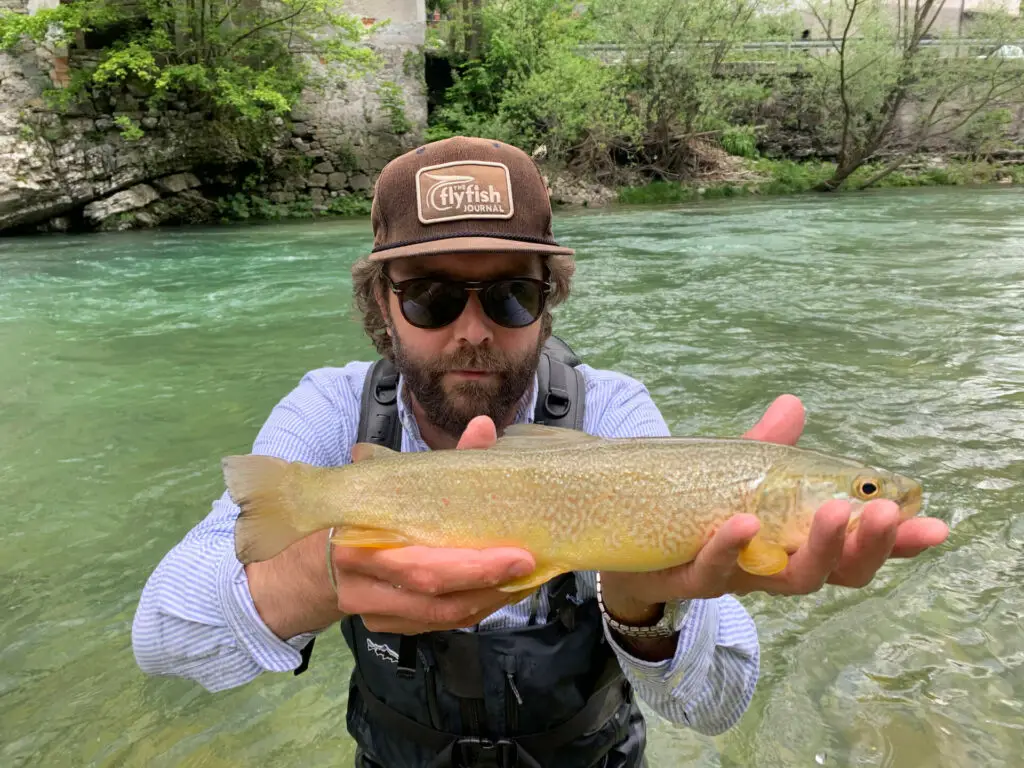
top-left (228, 2), bottom-right (310, 51)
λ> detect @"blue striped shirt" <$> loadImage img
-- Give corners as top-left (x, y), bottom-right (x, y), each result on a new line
top-left (131, 361), bottom-right (760, 736)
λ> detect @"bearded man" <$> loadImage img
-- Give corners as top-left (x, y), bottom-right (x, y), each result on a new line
top-left (132, 136), bottom-right (948, 768)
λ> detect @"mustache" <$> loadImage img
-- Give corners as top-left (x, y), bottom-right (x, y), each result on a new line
top-left (426, 345), bottom-right (514, 374)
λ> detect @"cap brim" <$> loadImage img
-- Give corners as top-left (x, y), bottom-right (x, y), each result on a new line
top-left (368, 236), bottom-right (574, 262)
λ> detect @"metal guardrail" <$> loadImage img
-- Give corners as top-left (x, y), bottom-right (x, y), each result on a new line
top-left (575, 38), bottom-right (1024, 64)
top-left (579, 38), bottom-right (1024, 51)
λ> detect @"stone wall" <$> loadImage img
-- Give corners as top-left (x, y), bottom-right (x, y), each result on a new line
top-left (265, 4), bottom-right (429, 215)
top-left (0, 0), bottom-right (429, 233)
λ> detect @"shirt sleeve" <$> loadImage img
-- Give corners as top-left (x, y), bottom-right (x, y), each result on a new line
top-left (580, 366), bottom-right (760, 735)
top-left (131, 368), bottom-right (356, 692)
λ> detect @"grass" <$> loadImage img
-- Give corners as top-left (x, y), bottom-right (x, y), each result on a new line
top-left (617, 157), bottom-right (1023, 205)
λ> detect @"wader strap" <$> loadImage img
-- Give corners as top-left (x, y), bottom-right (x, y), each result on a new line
top-left (397, 635), bottom-right (418, 679)
top-left (533, 354), bottom-right (585, 431)
top-left (357, 358), bottom-right (401, 450)
top-left (546, 573), bottom-right (579, 630)
top-left (353, 661), bottom-right (629, 767)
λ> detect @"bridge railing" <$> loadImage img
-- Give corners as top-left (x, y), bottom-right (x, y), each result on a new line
top-left (576, 38), bottom-right (1024, 65)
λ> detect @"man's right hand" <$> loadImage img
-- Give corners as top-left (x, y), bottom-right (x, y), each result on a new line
top-left (330, 415), bottom-right (534, 635)
top-left (331, 545), bottom-right (535, 634)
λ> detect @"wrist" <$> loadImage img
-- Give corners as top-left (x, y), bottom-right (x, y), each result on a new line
top-left (597, 572), bottom-right (683, 662)
top-left (598, 572), bottom-right (664, 625)
top-left (246, 530), bottom-right (343, 639)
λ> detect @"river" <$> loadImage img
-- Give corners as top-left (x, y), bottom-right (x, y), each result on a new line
top-left (1, 186), bottom-right (1022, 767)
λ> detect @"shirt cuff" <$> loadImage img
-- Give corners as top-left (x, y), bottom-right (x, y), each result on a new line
top-left (217, 549), bottom-right (319, 673)
top-left (604, 598), bottom-right (721, 702)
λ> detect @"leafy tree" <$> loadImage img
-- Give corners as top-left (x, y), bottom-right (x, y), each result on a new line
top-left (0, 0), bottom-right (379, 132)
top-left (584, 0), bottom-right (772, 179)
top-left (798, 0), bottom-right (1024, 190)
top-left (428, 0), bottom-right (772, 179)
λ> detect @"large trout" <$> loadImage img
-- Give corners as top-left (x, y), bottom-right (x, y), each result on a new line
top-left (225, 424), bottom-right (923, 592)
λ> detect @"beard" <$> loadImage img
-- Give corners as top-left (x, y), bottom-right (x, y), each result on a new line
top-left (392, 331), bottom-right (544, 440)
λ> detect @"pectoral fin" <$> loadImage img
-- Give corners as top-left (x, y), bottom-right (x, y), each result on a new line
top-left (497, 563), bottom-right (568, 593)
top-left (330, 526), bottom-right (410, 549)
top-left (737, 536), bottom-right (789, 576)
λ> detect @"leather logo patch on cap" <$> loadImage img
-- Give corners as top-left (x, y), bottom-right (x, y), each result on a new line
top-left (416, 160), bottom-right (514, 224)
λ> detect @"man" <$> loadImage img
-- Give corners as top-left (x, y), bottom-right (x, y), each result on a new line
top-left (132, 136), bottom-right (948, 767)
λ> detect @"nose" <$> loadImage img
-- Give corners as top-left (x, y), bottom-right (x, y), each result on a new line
top-left (449, 291), bottom-right (494, 347)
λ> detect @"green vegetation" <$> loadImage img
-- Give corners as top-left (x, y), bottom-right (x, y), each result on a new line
top-left (617, 159), bottom-right (1024, 205)
top-left (214, 192), bottom-right (372, 223)
top-left (1, 0), bottom-right (1020, 224)
top-left (0, 0), bottom-right (378, 132)
top-left (427, 0), bottom-right (1024, 194)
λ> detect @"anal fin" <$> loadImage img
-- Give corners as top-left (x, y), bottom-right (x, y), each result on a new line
top-left (330, 526), bottom-right (410, 549)
top-left (737, 535), bottom-right (789, 576)
top-left (497, 563), bottom-right (568, 593)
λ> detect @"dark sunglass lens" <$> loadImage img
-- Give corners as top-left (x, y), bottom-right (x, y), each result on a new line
top-left (400, 280), bottom-right (468, 328)
top-left (482, 280), bottom-right (544, 328)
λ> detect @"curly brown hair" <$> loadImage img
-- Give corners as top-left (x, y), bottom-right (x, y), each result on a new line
top-left (351, 254), bottom-right (575, 360)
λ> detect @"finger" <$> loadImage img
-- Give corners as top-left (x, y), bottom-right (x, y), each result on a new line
top-left (679, 514), bottom-right (761, 597)
top-left (771, 500), bottom-right (850, 594)
top-left (457, 415), bottom-right (498, 450)
top-left (361, 602), bottom-right (504, 635)
top-left (889, 516), bottom-right (950, 558)
top-left (363, 594), bottom-right (518, 635)
top-left (743, 394), bottom-right (805, 445)
top-left (827, 499), bottom-right (901, 588)
top-left (336, 569), bottom-right (511, 627)
top-left (333, 544), bottom-right (535, 595)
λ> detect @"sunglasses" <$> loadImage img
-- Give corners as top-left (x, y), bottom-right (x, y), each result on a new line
top-left (387, 275), bottom-right (551, 330)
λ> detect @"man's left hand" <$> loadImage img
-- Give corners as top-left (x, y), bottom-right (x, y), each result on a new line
top-left (599, 394), bottom-right (950, 619)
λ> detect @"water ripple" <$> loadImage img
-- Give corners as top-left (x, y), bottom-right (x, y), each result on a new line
top-left (1, 187), bottom-right (1023, 767)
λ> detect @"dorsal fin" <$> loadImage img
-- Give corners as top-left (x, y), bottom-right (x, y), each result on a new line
top-left (351, 442), bottom-right (399, 462)
top-left (492, 423), bottom-right (603, 451)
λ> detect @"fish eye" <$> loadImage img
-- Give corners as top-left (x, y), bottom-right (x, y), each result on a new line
top-left (855, 479), bottom-right (881, 499)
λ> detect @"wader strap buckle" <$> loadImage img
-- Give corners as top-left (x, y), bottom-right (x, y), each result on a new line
top-left (542, 388), bottom-right (570, 419)
top-left (453, 738), bottom-right (518, 768)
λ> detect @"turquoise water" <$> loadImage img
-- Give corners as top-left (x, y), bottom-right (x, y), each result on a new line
top-left (1, 186), bottom-right (1022, 766)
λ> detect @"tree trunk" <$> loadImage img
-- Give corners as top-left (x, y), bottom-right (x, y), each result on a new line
top-left (815, 159), bottom-right (861, 191)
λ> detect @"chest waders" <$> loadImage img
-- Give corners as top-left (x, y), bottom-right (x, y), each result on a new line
top-left (297, 337), bottom-right (648, 768)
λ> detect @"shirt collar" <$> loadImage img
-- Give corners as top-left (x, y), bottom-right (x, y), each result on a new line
top-left (396, 374), bottom-right (539, 452)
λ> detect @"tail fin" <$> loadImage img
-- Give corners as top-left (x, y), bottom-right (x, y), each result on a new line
top-left (223, 454), bottom-right (309, 565)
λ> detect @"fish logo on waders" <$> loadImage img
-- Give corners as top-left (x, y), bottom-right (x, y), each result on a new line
top-left (367, 638), bottom-right (399, 664)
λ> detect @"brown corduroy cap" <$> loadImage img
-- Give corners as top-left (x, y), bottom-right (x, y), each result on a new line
top-left (367, 136), bottom-right (575, 261)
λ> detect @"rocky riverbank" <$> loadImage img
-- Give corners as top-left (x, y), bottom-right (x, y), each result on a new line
top-left (1, 36), bottom-right (1020, 234)
top-left (0, 22), bottom-right (424, 235)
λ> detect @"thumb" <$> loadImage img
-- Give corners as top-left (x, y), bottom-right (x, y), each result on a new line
top-left (457, 415), bottom-right (497, 450)
top-left (744, 394), bottom-right (805, 445)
